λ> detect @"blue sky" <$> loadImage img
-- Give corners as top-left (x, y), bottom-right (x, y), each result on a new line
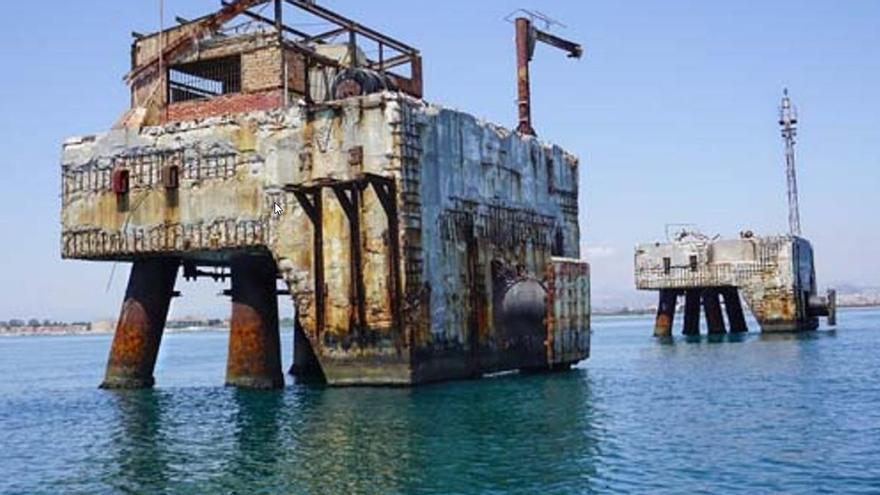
top-left (0, 1), bottom-right (877, 319)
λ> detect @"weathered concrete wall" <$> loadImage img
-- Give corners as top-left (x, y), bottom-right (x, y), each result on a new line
top-left (413, 104), bottom-right (585, 377)
top-left (61, 92), bottom-right (589, 384)
top-left (634, 235), bottom-right (819, 331)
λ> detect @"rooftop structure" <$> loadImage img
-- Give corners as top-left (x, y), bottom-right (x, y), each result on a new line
top-left (61, 1), bottom-right (589, 388)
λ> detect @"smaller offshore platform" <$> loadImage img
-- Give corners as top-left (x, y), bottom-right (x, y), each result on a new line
top-left (635, 90), bottom-right (836, 336)
top-left (60, 1), bottom-right (589, 388)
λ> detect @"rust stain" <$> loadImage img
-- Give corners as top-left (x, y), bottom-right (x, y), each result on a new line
top-left (233, 118), bottom-right (259, 152)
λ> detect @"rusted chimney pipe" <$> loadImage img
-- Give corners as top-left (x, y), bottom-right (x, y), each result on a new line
top-left (515, 17), bottom-right (535, 136)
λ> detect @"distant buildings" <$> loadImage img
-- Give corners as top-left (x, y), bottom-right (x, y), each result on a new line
top-left (0, 317), bottom-right (229, 336)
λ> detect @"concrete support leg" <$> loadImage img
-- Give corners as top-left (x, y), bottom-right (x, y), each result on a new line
top-left (289, 317), bottom-right (324, 381)
top-left (654, 290), bottom-right (678, 337)
top-left (722, 287), bottom-right (749, 333)
top-left (101, 258), bottom-right (179, 389)
top-left (226, 255), bottom-right (284, 389)
top-left (683, 289), bottom-right (701, 335)
top-left (703, 289), bottom-right (727, 334)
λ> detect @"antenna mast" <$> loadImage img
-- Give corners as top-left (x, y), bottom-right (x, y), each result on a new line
top-left (779, 88), bottom-right (801, 236)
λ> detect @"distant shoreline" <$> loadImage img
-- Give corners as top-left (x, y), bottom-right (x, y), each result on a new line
top-left (1, 306), bottom-right (876, 337)
top-left (0, 326), bottom-right (226, 338)
top-left (0, 324), bottom-right (302, 338)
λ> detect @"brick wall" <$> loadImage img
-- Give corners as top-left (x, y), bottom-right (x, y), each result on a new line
top-left (164, 90), bottom-right (283, 122)
top-left (242, 47), bottom-right (283, 93)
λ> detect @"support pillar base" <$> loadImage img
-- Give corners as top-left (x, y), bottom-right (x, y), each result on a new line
top-left (683, 289), bottom-right (701, 335)
top-left (703, 288), bottom-right (727, 334)
top-left (100, 376), bottom-right (155, 390)
top-left (101, 258), bottom-right (179, 389)
top-left (226, 254), bottom-right (284, 390)
top-left (289, 318), bottom-right (325, 382)
top-left (722, 287), bottom-right (749, 333)
top-left (654, 289), bottom-right (678, 337)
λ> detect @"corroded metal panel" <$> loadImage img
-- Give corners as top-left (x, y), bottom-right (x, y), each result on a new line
top-left (546, 258), bottom-right (591, 366)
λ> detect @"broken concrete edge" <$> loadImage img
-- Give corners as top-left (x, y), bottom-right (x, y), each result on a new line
top-left (62, 92), bottom-right (576, 165)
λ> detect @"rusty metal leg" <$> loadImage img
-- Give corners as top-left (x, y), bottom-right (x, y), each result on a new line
top-left (332, 184), bottom-right (367, 344)
top-left (654, 290), bottom-right (678, 337)
top-left (703, 289), bottom-right (726, 334)
top-left (722, 287), bottom-right (748, 333)
top-left (290, 317), bottom-right (324, 381)
top-left (683, 289), bottom-right (701, 335)
top-left (101, 258), bottom-right (179, 389)
top-left (226, 255), bottom-right (284, 389)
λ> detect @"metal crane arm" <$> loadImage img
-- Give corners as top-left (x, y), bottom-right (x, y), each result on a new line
top-left (533, 28), bottom-right (583, 59)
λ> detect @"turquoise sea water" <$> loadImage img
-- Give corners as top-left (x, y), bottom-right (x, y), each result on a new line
top-left (1, 309), bottom-right (879, 494)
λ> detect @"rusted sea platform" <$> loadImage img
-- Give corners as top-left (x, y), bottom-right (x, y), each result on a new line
top-left (635, 230), bottom-right (835, 336)
top-left (61, 1), bottom-right (590, 388)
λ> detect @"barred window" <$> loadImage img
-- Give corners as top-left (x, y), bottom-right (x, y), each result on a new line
top-left (168, 55), bottom-right (241, 103)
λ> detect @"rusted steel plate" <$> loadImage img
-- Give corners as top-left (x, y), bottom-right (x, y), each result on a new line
top-left (546, 258), bottom-right (590, 366)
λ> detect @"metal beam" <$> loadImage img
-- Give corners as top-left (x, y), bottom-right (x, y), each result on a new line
top-left (368, 53), bottom-right (411, 71)
top-left (220, 0), bottom-right (313, 39)
top-left (534, 28), bottom-right (583, 59)
top-left (284, 0), bottom-right (418, 54)
top-left (306, 26), bottom-right (348, 43)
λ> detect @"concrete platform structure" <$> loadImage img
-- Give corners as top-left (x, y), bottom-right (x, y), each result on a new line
top-left (61, 1), bottom-right (590, 387)
top-left (635, 230), bottom-right (835, 336)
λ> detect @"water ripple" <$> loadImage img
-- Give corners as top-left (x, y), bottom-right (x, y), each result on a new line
top-left (1, 310), bottom-right (879, 493)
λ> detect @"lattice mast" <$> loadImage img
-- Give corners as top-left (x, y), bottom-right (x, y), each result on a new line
top-left (779, 88), bottom-right (801, 236)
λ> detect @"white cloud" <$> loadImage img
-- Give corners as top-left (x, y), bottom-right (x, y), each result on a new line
top-left (583, 244), bottom-right (617, 259)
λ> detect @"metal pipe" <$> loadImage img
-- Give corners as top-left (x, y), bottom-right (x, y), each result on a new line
top-left (515, 17), bottom-right (534, 136)
top-left (226, 254), bottom-right (284, 389)
top-left (101, 258), bottom-right (179, 389)
top-left (276, 0), bottom-right (289, 107)
top-left (284, 0), bottom-right (418, 54)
